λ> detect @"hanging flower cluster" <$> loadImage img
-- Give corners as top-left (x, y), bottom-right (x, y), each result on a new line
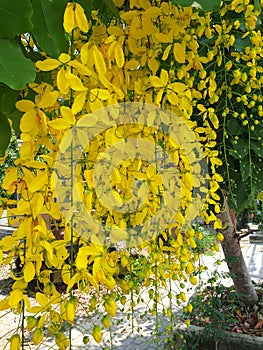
top-left (0, 0), bottom-right (262, 348)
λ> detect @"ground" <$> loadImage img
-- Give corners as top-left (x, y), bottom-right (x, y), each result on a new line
top-left (0, 231), bottom-right (262, 349)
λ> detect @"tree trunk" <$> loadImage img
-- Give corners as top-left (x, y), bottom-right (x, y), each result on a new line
top-left (217, 195), bottom-right (258, 307)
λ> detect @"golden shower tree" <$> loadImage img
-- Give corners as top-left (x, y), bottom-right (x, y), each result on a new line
top-left (0, 0), bottom-right (262, 348)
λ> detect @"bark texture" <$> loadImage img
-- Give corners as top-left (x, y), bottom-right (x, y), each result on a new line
top-left (217, 196), bottom-right (258, 307)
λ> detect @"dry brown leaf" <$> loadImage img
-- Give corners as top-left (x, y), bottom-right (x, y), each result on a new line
top-left (254, 320), bottom-right (263, 330)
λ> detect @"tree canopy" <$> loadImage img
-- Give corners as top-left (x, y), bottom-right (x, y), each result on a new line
top-left (1, 0), bottom-right (262, 211)
top-left (0, 0), bottom-right (119, 154)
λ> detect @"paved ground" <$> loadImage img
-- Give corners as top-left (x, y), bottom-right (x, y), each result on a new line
top-left (0, 222), bottom-right (262, 349)
top-left (241, 239), bottom-right (263, 282)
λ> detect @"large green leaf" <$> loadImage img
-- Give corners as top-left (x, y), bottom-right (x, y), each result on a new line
top-left (227, 119), bottom-right (244, 136)
top-left (0, 113), bottom-right (11, 157)
top-left (101, 0), bottom-right (120, 18)
top-left (0, 0), bottom-right (33, 39)
top-left (0, 85), bottom-right (22, 135)
top-left (0, 86), bottom-right (20, 114)
top-left (0, 39), bottom-right (36, 90)
top-left (31, 0), bottom-right (69, 58)
top-left (170, 0), bottom-right (193, 6)
top-left (229, 138), bottom-right (248, 160)
top-left (196, 0), bottom-right (221, 12)
top-left (93, 0), bottom-right (120, 19)
top-left (171, 0), bottom-right (221, 12)
top-left (9, 109), bottom-right (23, 136)
top-left (77, 0), bottom-right (93, 19)
top-left (254, 0), bottom-right (261, 12)
top-left (233, 33), bottom-right (252, 52)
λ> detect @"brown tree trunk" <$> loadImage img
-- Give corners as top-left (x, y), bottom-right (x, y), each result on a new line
top-left (217, 195), bottom-right (258, 307)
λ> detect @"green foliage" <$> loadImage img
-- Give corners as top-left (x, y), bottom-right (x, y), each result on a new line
top-left (0, 0), bottom-right (36, 94)
top-left (171, 0), bottom-right (221, 12)
top-left (76, 0), bottom-right (93, 19)
top-left (0, 0), bottom-right (33, 155)
top-left (0, 85), bottom-right (21, 135)
top-left (188, 282), bottom-right (244, 329)
top-left (183, 270), bottom-right (247, 349)
top-left (123, 254), bottom-right (148, 287)
top-left (192, 226), bottom-right (218, 255)
top-left (0, 0), bottom-right (120, 157)
top-left (0, 40), bottom-right (36, 90)
top-left (93, 0), bottom-right (121, 19)
top-left (31, 0), bottom-right (69, 57)
top-left (254, 0), bottom-right (262, 12)
top-left (0, 0), bottom-right (119, 89)
top-left (0, 113), bottom-right (11, 158)
top-left (0, 86), bottom-right (20, 115)
top-left (189, 2), bottom-right (263, 211)
top-left (0, 0), bottom-right (33, 39)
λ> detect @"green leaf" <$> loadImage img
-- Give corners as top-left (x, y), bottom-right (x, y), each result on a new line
top-left (9, 109), bottom-right (22, 136)
top-left (0, 86), bottom-right (20, 114)
top-left (240, 157), bottom-right (251, 182)
top-left (0, 39), bottom-right (36, 90)
top-left (77, 0), bottom-right (93, 19)
top-left (229, 138), bottom-right (248, 160)
top-left (0, 113), bottom-right (11, 157)
top-left (227, 119), bottom-right (244, 136)
top-left (234, 180), bottom-right (252, 213)
top-left (171, 0), bottom-right (221, 12)
top-left (0, 85), bottom-right (22, 135)
top-left (250, 136), bottom-right (263, 157)
top-left (254, 0), bottom-right (261, 12)
top-left (196, 0), bottom-right (221, 12)
top-left (102, 0), bottom-right (121, 18)
top-left (233, 33), bottom-right (252, 52)
top-left (170, 0), bottom-right (194, 6)
top-left (31, 0), bottom-right (69, 58)
top-left (93, 0), bottom-right (120, 19)
top-left (0, 0), bottom-right (33, 39)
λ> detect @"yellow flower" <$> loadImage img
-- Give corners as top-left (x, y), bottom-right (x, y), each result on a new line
top-left (65, 298), bottom-right (77, 324)
top-left (92, 325), bottom-right (103, 343)
top-left (64, 2), bottom-right (89, 33)
top-left (9, 334), bottom-right (21, 350)
top-left (217, 232), bottom-right (224, 241)
top-left (16, 87), bottom-right (59, 136)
